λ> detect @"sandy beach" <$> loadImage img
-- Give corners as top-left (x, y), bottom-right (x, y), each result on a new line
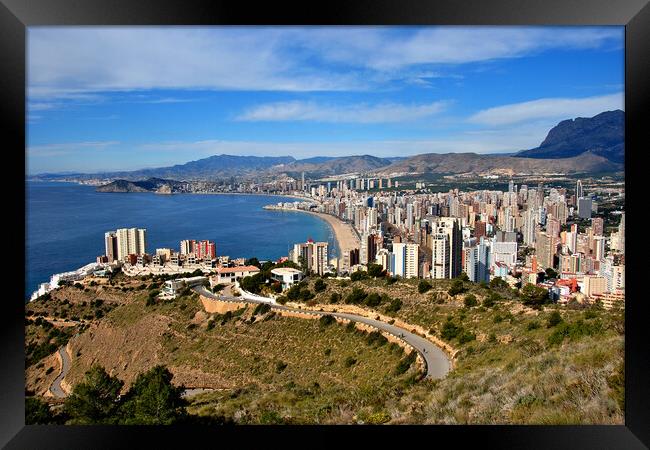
top-left (264, 206), bottom-right (361, 260)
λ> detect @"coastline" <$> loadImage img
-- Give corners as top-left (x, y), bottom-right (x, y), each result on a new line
top-left (264, 206), bottom-right (360, 262)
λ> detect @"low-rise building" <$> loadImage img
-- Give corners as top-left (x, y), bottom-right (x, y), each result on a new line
top-left (162, 276), bottom-right (208, 298)
top-left (270, 267), bottom-right (303, 290)
top-left (212, 265), bottom-right (261, 285)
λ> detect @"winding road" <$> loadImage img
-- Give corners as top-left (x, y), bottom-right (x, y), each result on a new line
top-left (50, 346), bottom-right (71, 398)
top-left (195, 286), bottom-right (451, 380)
top-left (47, 286), bottom-right (451, 398)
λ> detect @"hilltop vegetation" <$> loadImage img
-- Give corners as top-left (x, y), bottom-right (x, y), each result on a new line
top-left (25, 271), bottom-right (623, 424)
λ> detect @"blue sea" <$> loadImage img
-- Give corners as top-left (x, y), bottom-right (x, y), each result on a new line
top-left (26, 182), bottom-right (336, 299)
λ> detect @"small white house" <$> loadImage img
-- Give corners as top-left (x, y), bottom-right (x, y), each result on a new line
top-left (211, 265), bottom-right (261, 286)
top-left (162, 276), bottom-right (208, 298)
top-left (270, 267), bottom-right (303, 291)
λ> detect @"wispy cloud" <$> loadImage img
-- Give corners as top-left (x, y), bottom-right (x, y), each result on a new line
top-left (28, 27), bottom-right (622, 101)
top-left (28, 141), bottom-right (120, 157)
top-left (468, 93), bottom-right (624, 126)
top-left (236, 100), bottom-right (450, 123)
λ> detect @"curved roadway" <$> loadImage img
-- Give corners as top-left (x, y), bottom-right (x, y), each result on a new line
top-left (195, 286), bottom-right (451, 379)
top-left (50, 346), bottom-right (71, 398)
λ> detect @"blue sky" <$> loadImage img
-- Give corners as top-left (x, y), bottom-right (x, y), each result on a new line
top-left (27, 26), bottom-right (624, 174)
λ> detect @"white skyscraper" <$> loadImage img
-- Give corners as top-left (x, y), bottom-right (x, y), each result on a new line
top-left (430, 218), bottom-right (462, 279)
top-left (116, 227), bottom-right (147, 260)
top-left (392, 242), bottom-right (419, 278)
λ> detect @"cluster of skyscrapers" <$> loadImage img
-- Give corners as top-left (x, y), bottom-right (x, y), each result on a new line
top-left (287, 176), bottom-right (625, 307)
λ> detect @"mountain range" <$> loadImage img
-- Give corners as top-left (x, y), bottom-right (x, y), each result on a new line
top-left (31, 110), bottom-right (623, 182)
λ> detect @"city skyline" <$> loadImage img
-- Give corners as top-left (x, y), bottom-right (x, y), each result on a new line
top-left (27, 26), bottom-right (624, 174)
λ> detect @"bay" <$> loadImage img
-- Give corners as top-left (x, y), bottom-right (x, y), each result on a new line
top-left (26, 182), bottom-right (336, 299)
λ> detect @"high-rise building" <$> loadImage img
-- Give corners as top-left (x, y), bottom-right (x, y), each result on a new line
top-left (576, 180), bottom-right (583, 200)
top-left (196, 240), bottom-right (216, 260)
top-left (431, 217), bottom-right (462, 279)
top-left (618, 212), bottom-right (625, 254)
top-left (591, 217), bottom-right (604, 236)
top-left (392, 242), bottom-right (419, 278)
top-left (180, 239), bottom-right (196, 255)
top-left (292, 240), bottom-right (329, 275)
top-left (535, 231), bottom-right (555, 270)
top-left (577, 197), bottom-right (592, 219)
top-left (116, 228), bottom-right (147, 260)
top-left (474, 220), bottom-right (486, 240)
top-left (104, 231), bottom-right (118, 262)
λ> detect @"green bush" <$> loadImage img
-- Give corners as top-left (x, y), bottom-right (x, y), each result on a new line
top-left (344, 356), bottom-right (357, 368)
top-left (458, 330), bottom-right (476, 344)
top-left (418, 280), bottom-right (432, 294)
top-left (547, 319), bottom-right (604, 346)
top-left (366, 331), bottom-right (388, 346)
top-left (463, 294), bottom-right (478, 308)
top-left (319, 315), bottom-right (335, 327)
top-left (275, 361), bottom-right (288, 373)
top-left (526, 320), bottom-right (541, 331)
top-left (546, 311), bottom-right (563, 328)
top-left (345, 287), bottom-right (367, 305)
top-left (394, 351), bottom-right (417, 375)
top-left (448, 280), bottom-right (467, 297)
top-left (384, 298), bottom-right (402, 314)
top-left (329, 292), bottom-right (341, 304)
top-left (440, 319), bottom-right (462, 340)
top-left (314, 278), bottom-right (326, 292)
top-left (252, 303), bottom-right (271, 316)
top-left (350, 271), bottom-right (368, 282)
top-left (364, 292), bottom-right (382, 307)
top-left (367, 264), bottom-right (385, 278)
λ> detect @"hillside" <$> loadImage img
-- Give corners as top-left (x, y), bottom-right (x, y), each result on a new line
top-left (516, 110), bottom-right (624, 162)
top-left (95, 178), bottom-right (186, 193)
top-left (379, 151), bottom-right (621, 176)
top-left (275, 155), bottom-right (393, 178)
top-left (26, 271), bottom-right (623, 425)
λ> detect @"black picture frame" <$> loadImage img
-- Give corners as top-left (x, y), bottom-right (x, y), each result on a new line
top-left (2, 0), bottom-right (648, 448)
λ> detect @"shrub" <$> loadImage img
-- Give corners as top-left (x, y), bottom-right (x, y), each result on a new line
top-left (463, 294), bottom-right (478, 308)
top-left (345, 288), bottom-right (367, 305)
top-left (386, 276), bottom-right (398, 285)
top-left (364, 293), bottom-right (382, 307)
top-left (526, 320), bottom-right (541, 331)
top-left (275, 361), bottom-right (288, 373)
top-left (313, 278), bottom-right (326, 292)
top-left (520, 284), bottom-right (550, 309)
top-left (319, 315), bottom-right (335, 327)
top-left (440, 319), bottom-right (462, 340)
top-left (394, 351), bottom-right (417, 375)
top-left (546, 311), bottom-right (563, 328)
top-left (418, 280), bottom-right (432, 294)
top-left (448, 280), bottom-right (467, 297)
top-left (253, 303), bottom-right (271, 316)
top-left (367, 264), bottom-right (385, 278)
top-left (344, 356), bottom-right (357, 368)
top-left (483, 292), bottom-right (500, 307)
top-left (329, 293), bottom-right (341, 304)
top-left (350, 271), bottom-right (368, 282)
top-left (384, 298), bottom-right (402, 314)
top-left (345, 321), bottom-right (356, 333)
top-left (366, 331), bottom-right (388, 347)
top-left (457, 330), bottom-right (476, 344)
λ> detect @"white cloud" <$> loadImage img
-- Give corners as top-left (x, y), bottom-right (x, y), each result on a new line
top-left (236, 100), bottom-right (449, 123)
top-left (468, 93), bottom-right (624, 126)
top-left (291, 27), bottom-right (622, 70)
top-left (28, 26), bottom-right (622, 101)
